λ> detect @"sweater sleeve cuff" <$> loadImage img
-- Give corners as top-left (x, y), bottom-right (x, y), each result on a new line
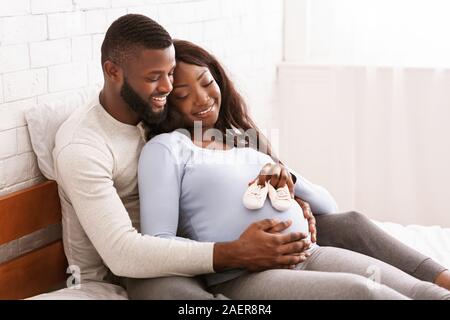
top-left (189, 241), bottom-right (216, 274)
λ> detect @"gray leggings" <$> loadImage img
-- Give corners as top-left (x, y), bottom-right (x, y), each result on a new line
top-left (125, 211), bottom-right (448, 299)
top-left (208, 246), bottom-right (450, 300)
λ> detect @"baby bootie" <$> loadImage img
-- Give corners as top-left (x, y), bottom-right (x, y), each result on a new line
top-left (268, 184), bottom-right (292, 211)
top-left (243, 181), bottom-right (269, 210)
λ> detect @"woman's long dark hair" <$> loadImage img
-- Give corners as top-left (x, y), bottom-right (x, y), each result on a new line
top-left (149, 39), bottom-right (277, 161)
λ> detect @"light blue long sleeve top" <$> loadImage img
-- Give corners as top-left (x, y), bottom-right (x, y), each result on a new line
top-left (138, 130), bottom-right (339, 286)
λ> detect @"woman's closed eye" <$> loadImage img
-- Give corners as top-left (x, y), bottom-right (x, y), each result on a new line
top-left (173, 92), bottom-right (189, 99)
top-left (202, 79), bottom-right (214, 87)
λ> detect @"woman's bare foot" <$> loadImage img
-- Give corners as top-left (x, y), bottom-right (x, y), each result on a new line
top-left (435, 270), bottom-right (450, 291)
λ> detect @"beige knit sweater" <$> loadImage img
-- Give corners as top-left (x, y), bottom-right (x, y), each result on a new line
top-left (53, 94), bottom-right (214, 283)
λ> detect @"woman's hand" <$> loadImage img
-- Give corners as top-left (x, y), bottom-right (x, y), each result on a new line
top-left (248, 163), bottom-right (317, 243)
top-left (248, 163), bottom-right (295, 198)
top-left (294, 197), bottom-right (317, 243)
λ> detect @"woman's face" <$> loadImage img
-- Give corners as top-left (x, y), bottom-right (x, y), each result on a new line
top-left (169, 62), bottom-right (221, 129)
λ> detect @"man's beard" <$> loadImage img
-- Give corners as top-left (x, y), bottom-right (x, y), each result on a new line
top-left (120, 77), bottom-right (168, 126)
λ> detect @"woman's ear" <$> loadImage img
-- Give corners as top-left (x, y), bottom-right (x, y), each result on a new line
top-left (103, 60), bottom-right (123, 83)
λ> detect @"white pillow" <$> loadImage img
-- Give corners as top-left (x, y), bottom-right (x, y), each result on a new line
top-left (25, 86), bottom-right (100, 180)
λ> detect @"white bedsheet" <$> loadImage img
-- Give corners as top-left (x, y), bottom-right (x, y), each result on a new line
top-left (373, 220), bottom-right (450, 269)
top-left (27, 282), bottom-right (128, 300)
top-left (28, 221), bottom-right (449, 299)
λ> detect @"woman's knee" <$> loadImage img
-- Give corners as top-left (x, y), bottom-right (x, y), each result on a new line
top-left (331, 274), bottom-right (371, 299)
top-left (331, 211), bottom-right (372, 240)
top-left (316, 211), bottom-right (370, 247)
top-left (339, 274), bottom-right (406, 300)
top-left (339, 211), bottom-right (369, 228)
top-left (316, 211), bottom-right (369, 232)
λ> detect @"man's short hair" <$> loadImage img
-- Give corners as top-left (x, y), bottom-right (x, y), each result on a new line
top-left (101, 14), bottom-right (172, 68)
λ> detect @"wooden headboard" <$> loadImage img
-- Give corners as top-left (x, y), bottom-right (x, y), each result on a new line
top-left (0, 181), bottom-right (68, 300)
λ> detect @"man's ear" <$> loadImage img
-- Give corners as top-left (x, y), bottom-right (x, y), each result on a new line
top-left (103, 60), bottom-right (123, 83)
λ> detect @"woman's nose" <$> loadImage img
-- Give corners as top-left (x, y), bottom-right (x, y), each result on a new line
top-left (195, 91), bottom-right (210, 106)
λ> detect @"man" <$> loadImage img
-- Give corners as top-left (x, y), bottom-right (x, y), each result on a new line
top-left (54, 14), bottom-right (449, 300)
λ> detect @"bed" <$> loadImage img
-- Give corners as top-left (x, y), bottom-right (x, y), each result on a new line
top-left (1, 179), bottom-right (448, 300)
top-left (373, 221), bottom-right (450, 270)
top-left (1, 88), bottom-right (448, 299)
top-left (0, 181), bottom-right (127, 300)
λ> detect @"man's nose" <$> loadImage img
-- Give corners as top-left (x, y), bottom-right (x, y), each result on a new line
top-left (157, 74), bottom-right (173, 94)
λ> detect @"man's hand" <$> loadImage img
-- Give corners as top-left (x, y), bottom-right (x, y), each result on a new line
top-left (248, 163), bottom-right (295, 198)
top-left (213, 219), bottom-right (311, 272)
top-left (295, 197), bottom-right (317, 243)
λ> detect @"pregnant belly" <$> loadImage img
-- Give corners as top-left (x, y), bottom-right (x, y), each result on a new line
top-left (245, 200), bottom-right (310, 237)
top-left (186, 199), bottom-right (310, 243)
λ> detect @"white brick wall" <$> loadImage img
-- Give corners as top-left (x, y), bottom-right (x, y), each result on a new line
top-left (85, 10), bottom-right (108, 34)
top-left (0, 45), bottom-right (30, 73)
top-left (3, 69), bottom-right (48, 102)
top-left (72, 35), bottom-right (92, 62)
top-left (0, 15), bottom-right (47, 45)
top-left (30, 39), bottom-right (72, 67)
top-left (74, 0), bottom-right (111, 11)
top-left (0, 106), bottom-right (16, 132)
top-left (0, 161), bottom-right (5, 190)
top-left (0, 76), bottom-right (3, 103)
top-left (48, 62), bottom-right (88, 92)
top-left (0, 0), bottom-right (30, 17)
top-left (31, 0), bottom-right (73, 14)
top-left (0, 0), bottom-right (283, 196)
top-left (0, 129), bottom-right (17, 159)
top-left (17, 126), bottom-right (32, 154)
top-left (48, 12), bottom-right (87, 39)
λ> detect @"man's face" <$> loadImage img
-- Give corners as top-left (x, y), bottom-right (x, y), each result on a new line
top-left (120, 45), bottom-right (176, 124)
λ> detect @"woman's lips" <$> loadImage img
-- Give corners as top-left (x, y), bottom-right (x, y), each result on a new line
top-left (193, 104), bottom-right (215, 118)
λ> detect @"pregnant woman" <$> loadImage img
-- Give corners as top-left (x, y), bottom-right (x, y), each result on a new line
top-left (137, 39), bottom-right (450, 299)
